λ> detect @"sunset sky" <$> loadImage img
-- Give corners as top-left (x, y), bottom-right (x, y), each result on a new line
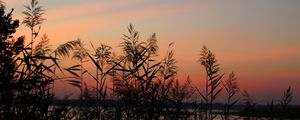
top-left (4, 0), bottom-right (300, 104)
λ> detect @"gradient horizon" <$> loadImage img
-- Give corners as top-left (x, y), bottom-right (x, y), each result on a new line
top-left (3, 0), bottom-right (300, 104)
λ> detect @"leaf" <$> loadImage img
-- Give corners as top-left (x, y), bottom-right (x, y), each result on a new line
top-left (51, 57), bottom-right (63, 72)
top-left (69, 83), bottom-right (81, 88)
top-left (87, 52), bottom-right (102, 72)
top-left (229, 98), bottom-right (240, 108)
top-left (66, 64), bottom-right (81, 70)
top-left (67, 80), bottom-right (81, 84)
top-left (195, 87), bottom-right (207, 102)
top-left (67, 80), bottom-right (81, 88)
top-left (64, 68), bottom-right (80, 78)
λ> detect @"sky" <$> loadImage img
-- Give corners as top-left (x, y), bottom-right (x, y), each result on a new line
top-left (3, 0), bottom-right (300, 104)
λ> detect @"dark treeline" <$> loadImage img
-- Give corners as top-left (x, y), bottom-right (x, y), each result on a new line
top-left (0, 0), bottom-right (298, 120)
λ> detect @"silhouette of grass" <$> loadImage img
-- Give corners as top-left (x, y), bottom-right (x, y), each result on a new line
top-left (197, 46), bottom-right (224, 120)
top-left (0, 1), bottom-right (299, 119)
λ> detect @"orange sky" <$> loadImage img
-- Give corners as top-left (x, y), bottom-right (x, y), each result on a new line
top-left (3, 0), bottom-right (300, 104)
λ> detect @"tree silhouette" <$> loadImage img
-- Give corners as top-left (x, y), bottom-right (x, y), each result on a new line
top-left (0, 4), bottom-right (57, 119)
top-left (0, 5), bottom-right (22, 119)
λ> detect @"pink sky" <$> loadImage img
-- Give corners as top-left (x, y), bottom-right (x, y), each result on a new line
top-left (4, 0), bottom-right (300, 104)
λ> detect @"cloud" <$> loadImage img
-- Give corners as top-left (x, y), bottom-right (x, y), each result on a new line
top-left (42, 1), bottom-right (205, 44)
top-left (45, 1), bottom-right (137, 23)
top-left (219, 46), bottom-right (300, 62)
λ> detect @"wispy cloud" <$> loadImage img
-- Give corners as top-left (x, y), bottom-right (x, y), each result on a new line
top-left (42, 1), bottom-right (205, 43)
top-left (219, 46), bottom-right (300, 62)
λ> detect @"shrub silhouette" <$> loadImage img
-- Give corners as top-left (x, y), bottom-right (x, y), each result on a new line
top-left (106, 24), bottom-right (186, 119)
top-left (110, 24), bottom-right (162, 119)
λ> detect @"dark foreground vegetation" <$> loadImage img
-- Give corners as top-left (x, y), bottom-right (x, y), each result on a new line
top-left (0, 0), bottom-right (298, 119)
top-left (52, 99), bottom-right (300, 119)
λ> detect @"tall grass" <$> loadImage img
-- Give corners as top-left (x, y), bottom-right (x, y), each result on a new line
top-left (0, 4), bottom-right (56, 119)
top-left (222, 72), bottom-right (240, 120)
top-left (0, 1), bottom-right (298, 119)
top-left (198, 46), bottom-right (224, 120)
top-left (22, 0), bottom-right (45, 53)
